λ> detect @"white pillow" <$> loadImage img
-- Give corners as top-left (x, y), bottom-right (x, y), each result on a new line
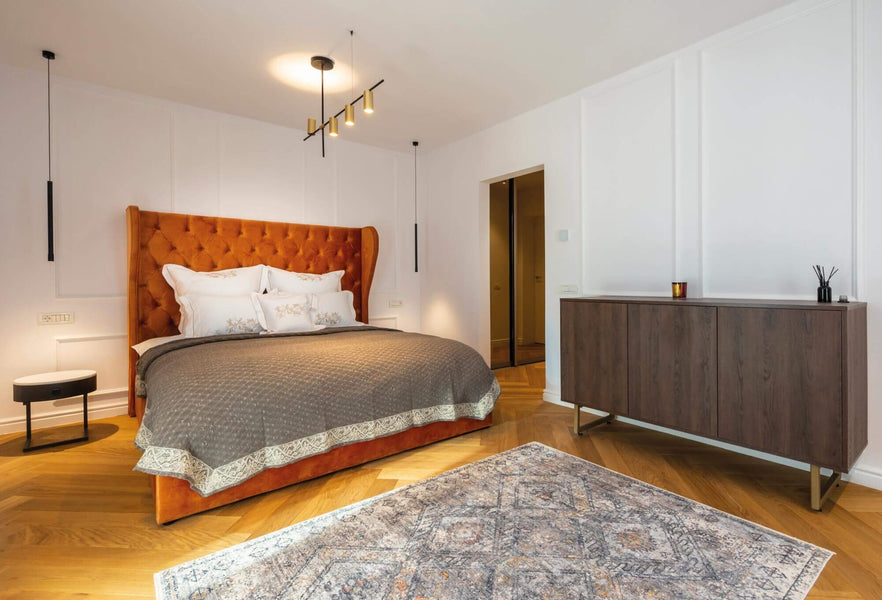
top-left (251, 292), bottom-right (322, 334)
top-left (311, 290), bottom-right (359, 327)
top-left (132, 334), bottom-right (185, 356)
top-left (162, 264), bottom-right (266, 334)
top-left (178, 294), bottom-right (263, 337)
top-left (265, 267), bottom-right (344, 295)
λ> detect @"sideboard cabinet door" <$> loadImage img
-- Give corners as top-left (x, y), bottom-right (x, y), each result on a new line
top-left (717, 307), bottom-right (843, 470)
top-left (627, 304), bottom-right (717, 437)
top-left (560, 302), bottom-right (628, 414)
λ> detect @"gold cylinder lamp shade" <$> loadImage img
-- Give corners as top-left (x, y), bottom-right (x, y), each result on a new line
top-left (344, 104), bottom-right (355, 126)
top-left (328, 116), bottom-right (339, 137)
top-left (363, 89), bottom-right (374, 113)
top-left (307, 118), bottom-right (316, 135)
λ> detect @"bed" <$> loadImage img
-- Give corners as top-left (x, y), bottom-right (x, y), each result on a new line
top-left (126, 206), bottom-right (497, 524)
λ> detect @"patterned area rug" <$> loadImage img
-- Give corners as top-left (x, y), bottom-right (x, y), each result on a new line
top-left (155, 443), bottom-right (832, 599)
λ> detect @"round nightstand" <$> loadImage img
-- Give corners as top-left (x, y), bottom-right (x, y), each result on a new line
top-left (13, 370), bottom-right (97, 452)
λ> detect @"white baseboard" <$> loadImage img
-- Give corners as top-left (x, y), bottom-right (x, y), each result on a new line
top-left (849, 465), bottom-right (882, 490)
top-left (0, 398), bottom-right (129, 435)
top-left (542, 390), bottom-right (882, 492)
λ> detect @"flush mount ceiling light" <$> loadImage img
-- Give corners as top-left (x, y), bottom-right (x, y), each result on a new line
top-left (303, 31), bottom-right (384, 157)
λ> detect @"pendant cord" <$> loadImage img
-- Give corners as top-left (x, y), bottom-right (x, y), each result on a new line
top-left (348, 31), bottom-right (353, 122)
top-left (47, 56), bottom-right (51, 179)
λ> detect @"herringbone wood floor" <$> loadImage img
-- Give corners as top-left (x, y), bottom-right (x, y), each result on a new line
top-left (1, 363), bottom-right (881, 599)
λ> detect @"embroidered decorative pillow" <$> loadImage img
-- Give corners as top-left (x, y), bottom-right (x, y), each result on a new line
top-left (250, 292), bottom-right (321, 333)
top-left (177, 294), bottom-right (263, 337)
top-left (265, 267), bottom-right (344, 295)
top-left (162, 264), bottom-right (266, 334)
top-left (311, 290), bottom-right (359, 327)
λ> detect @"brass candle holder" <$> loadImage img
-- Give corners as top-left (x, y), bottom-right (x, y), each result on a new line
top-left (672, 282), bottom-right (687, 298)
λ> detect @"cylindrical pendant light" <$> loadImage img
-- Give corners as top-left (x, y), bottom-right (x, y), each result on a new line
top-left (363, 89), bottom-right (374, 114)
top-left (344, 104), bottom-right (355, 126)
top-left (328, 116), bottom-right (339, 137)
top-left (413, 141), bottom-right (419, 273)
top-left (43, 49), bottom-right (56, 262)
top-left (307, 118), bottom-right (316, 134)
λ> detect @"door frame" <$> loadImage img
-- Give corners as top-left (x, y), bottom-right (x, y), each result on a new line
top-left (483, 165), bottom-right (546, 368)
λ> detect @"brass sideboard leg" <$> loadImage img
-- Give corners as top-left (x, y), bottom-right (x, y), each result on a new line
top-left (573, 405), bottom-right (615, 436)
top-left (810, 464), bottom-right (842, 511)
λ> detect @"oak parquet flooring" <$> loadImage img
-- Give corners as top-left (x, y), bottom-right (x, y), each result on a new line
top-left (1, 362), bottom-right (881, 598)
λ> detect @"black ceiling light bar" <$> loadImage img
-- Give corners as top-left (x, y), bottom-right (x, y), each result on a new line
top-left (43, 49), bottom-right (55, 262)
top-left (302, 30), bottom-right (384, 157)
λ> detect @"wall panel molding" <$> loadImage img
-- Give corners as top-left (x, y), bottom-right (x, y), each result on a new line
top-left (852, 0), bottom-right (867, 300)
top-left (581, 64), bottom-right (675, 295)
top-left (699, 0), bottom-right (855, 299)
top-left (55, 333), bottom-right (128, 397)
top-left (369, 316), bottom-right (399, 329)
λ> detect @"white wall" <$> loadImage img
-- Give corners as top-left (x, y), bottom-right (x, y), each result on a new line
top-left (0, 63), bottom-right (419, 434)
top-left (421, 0), bottom-right (882, 489)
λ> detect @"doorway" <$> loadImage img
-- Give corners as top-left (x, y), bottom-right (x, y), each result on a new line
top-left (489, 170), bottom-right (545, 369)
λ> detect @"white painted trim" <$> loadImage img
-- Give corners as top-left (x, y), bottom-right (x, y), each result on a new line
top-left (670, 63), bottom-right (678, 283)
top-left (369, 315), bottom-right (399, 329)
top-left (0, 399), bottom-right (129, 435)
top-left (542, 390), bottom-right (880, 492)
top-left (850, 465), bottom-right (882, 490)
top-left (698, 48), bottom-right (708, 298)
top-left (852, 0), bottom-right (866, 300)
top-left (55, 333), bottom-right (126, 344)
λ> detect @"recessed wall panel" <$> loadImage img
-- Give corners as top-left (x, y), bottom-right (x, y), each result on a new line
top-left (702, 1), bottom-right (853, 297)
top-left (583, 68), bottom-right (674, 293)
top-left (55, 86), bottom-right (172, 297)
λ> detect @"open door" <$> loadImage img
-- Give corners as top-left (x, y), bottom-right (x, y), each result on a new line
top-left (489, 171), bottom-right (545, 369)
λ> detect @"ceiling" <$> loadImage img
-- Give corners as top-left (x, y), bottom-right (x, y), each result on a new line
top-left (0, 0), bottom-right (794, 152)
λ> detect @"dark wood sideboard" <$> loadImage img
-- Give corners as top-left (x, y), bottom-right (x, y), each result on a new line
top-left (561, 296), bottom-right (868, 510)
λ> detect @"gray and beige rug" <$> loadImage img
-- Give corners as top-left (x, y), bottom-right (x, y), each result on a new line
top-left (156, 442), bottom-right (832, 599)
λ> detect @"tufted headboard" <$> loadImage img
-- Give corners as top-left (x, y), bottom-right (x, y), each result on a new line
top-left (125, 205), bottom-right (379, 416)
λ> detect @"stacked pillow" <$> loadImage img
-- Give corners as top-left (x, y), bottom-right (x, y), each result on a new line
top-left (158, 264), bottom-right (360, 339)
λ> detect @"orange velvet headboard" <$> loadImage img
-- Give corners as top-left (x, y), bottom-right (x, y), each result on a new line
top-left (125, 205), bottom-right (379, 416)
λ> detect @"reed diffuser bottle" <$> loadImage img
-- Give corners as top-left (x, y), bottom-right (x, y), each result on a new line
top-left (812, 265), bottom-right (837, 303)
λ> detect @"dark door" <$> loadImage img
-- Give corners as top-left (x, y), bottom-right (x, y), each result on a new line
top-left (628, 304), bottom-right (717, 437)
top-left (717, 307), bottom-right (843, 469)
top-left (560, 301), bottom-right (628, 414)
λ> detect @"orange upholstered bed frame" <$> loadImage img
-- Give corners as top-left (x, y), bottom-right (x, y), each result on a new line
top-left (126, 206), bottom-right (491, 524)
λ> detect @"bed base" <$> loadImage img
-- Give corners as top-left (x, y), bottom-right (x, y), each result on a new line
top-left (135, 397), bottom-right (491, 524)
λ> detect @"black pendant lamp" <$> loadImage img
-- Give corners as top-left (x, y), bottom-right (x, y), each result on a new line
top-left (413, 141), bottom-right (419, 273)
top-left (43, 49), bottom-right (55, 262)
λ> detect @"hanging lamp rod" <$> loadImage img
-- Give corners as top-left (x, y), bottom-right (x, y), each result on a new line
top-left (302, 79), bottom-right (385, 141)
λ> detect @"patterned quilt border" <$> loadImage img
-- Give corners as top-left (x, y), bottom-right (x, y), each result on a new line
top-left (134, 379), bottom-right (500, 497)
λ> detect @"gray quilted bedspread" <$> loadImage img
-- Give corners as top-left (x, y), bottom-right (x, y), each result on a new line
top-left (133, 327), bottom-right (499, 496)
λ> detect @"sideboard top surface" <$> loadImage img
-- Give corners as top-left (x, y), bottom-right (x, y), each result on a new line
top-left (562, 296), bottom-right (866, 311)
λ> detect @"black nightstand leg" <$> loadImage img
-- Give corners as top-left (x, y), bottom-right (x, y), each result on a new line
top-left (21, 394), bottom-right (90, 453)
top-left (24, 402), bottom-right (32, 451)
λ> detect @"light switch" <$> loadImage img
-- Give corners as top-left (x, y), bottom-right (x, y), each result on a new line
top-left (388, 299), bottom-right (403, 308)
top-left (557, 229), bottom-right (569, 242)
top-left (559, 285), bottom-right (578, 294)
